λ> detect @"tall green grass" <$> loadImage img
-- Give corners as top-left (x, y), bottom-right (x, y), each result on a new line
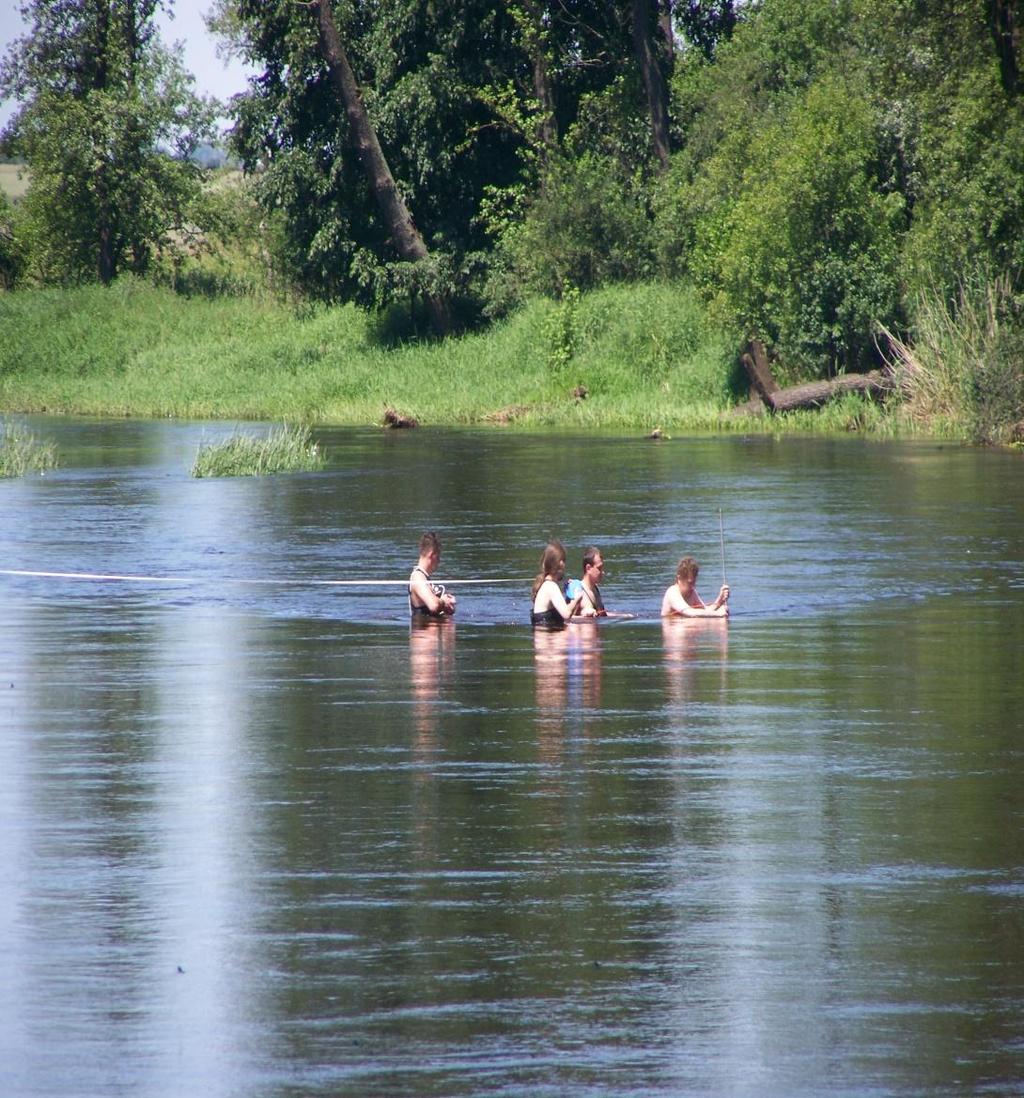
top-left (0, 278), bottom-right (744, 429)
top-left (191, 424), bottom-right (325, 477)
top-left (0, 276), bottom-right (951, 436)
top-left (881, 275), bottom-right (1024, 444)
top-left (0, 422), bottom-right (58, 476)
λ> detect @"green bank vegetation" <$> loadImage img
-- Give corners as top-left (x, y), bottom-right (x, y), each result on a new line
top-left (191, 423), bottom-right (325, 477)
top-left (0, 420), bottom-right (58, 477)
top-left (0, 279), bottom-right (740, 430)
top-left (1, 1), bottom-right (1022, 444)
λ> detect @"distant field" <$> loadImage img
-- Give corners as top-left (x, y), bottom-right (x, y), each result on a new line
top-left (0, 162), bottom-right (29, 202)
top-left (0, 163), bottom-right (243, 203)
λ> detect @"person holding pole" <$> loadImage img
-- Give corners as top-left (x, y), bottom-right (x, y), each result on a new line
top-left (661, 556), bottom-right (729, 618)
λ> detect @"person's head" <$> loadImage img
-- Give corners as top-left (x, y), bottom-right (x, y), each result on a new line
top-left (541, 540), bottom-right (566, 579)
top-left (418, 531), bottom-right (442, 568)
top-left (582, 546), bottom-right (604, 583)
top-left (675, 555), bottom-right (699, 594)
top-left (533, 540), bottom-right (567, 598)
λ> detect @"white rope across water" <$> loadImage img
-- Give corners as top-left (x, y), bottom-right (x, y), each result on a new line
top-left (0, 567), bottom-right (524, 587)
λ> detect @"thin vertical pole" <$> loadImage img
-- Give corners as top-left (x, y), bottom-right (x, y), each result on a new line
top-left (718, 508), bottom-right (728, 587)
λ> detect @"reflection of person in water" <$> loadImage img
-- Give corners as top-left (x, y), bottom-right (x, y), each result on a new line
top-left (661, 556), bottom-right (729, 618)
top-left (409, 616), bottom-right (456, 746)
top-left (533, 624), bottom-right (570, 718)
top-left (409, 617), bottom-right (455, 858)
top-left (533, 620), bottom-right (604, 722)
top-left (661, 615), bottom-right (728, 706)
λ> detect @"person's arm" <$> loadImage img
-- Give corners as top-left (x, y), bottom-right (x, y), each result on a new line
top-left (542, 579), bottom-right (583, 621)
top-left (710, 584), bottom-right (730, 610)
top-left (662, 585), bottom-right (727, 618)
top-left (411, 571), bottom-right (454, 615)
top-left (661, 585), bottom-right (683, 616)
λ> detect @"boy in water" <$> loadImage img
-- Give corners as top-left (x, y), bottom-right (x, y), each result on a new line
top-left (661, 556), bottom-right (729, 618)
top-left (570, 545), bottom-right (607, 617)
top-left (409, 531), bottom-right (457, 617)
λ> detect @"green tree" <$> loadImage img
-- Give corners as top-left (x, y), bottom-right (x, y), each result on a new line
top-left (674, 1), bottom-right (738, 60)
top-left (490, 148), bottom-right (655, 307)
top-left (217, 0), bottom-right (527, 313)
top-left (309, 0), bottom-right (450, 333)
top-left (854, 0), bottom-right (1024, 298)
top-left (216, 0), bottom-right (675, 314)
top-left (694, 76), bottom-right (904, 375)
top-left (0, 0), bottom-right (217, 284)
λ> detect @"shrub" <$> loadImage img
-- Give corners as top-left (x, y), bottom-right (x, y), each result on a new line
top-left (689, 75), bottom-right (904, 378)
top-left (0, 191), bottom-right (26, 289)
top-left (488, 151), bottom-right (655, 309)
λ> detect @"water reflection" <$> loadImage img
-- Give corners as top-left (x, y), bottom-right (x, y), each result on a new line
top-left (661, 616), bottom-right (729, 707)
top-left (2, 422), bottom-right (1024, 1097)
top-left (533, 623), bottom-right (604, 717)
top-left (409, 617), bottom-right (457, 747)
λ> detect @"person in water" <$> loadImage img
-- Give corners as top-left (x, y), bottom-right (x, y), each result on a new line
top-left (567, 545), bottom-right (607, 617)
top-left (531, 540), bottom-right (584, 625)
top-left (661, 555), bottom-right (729, 618)
top-left (409, 531), bottom-right (456, 617)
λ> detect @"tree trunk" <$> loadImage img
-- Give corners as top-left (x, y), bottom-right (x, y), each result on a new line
top-left (738, 338), bottom-right (891, 412)
top-left (91, 2), bottom-right (115, 283)
top-left (659, 0), bottom-right (674, 62)
top-left (97, 221), bottom-right (115, 284)
top-left (311, 0), bottom-right (450, 334)
top-left (989, 0), bottom-right (1021, 96)
top-left (531, 45), bottom-right (558, 152)
top-left (520, 0), bottom-right (558, 154)
top-left (632, 0), bottom-right (671, 170)
top-left (765, 372), bottom-right (891, 413)
top-left (740, 338), bottom-right (780, 402)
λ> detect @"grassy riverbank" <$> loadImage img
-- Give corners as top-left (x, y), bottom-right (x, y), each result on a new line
top-left (0, 278), bottom-right (924, 434)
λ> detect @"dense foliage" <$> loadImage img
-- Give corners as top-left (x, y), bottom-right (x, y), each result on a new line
top-left (0, 0), bottom-right (217, 283)
top-left (2, 0), bottom-right (1022, 436)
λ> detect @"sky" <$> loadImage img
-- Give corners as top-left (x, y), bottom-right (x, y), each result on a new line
top-left (0, 0), bottom-right (257, 132)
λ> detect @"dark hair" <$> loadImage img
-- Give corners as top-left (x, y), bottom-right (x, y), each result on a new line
top-left (583, 546), bottom-right (601, 571)
top-left (419, 531), bottom-right (442, 557)
top-left (532, 540), bottom-right (566, 599)
top-left (676, 556), bottom-right (699, 582)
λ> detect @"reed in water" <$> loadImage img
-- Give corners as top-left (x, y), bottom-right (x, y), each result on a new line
top-left (191, 424), bottom-right (324, 478)
top-left (0, 422), bottom-right (58, 477)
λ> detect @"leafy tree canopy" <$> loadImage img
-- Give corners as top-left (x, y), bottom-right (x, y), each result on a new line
top-left (0, 0), bottom-right (218, 284)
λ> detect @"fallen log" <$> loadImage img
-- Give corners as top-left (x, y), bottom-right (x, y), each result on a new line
top-left (765, 370), bottom-right (891, 413)
top-left (737, 339), bottom-right (892, 414)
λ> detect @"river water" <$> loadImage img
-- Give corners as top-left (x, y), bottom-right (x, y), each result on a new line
top-left (1, 418), bottom-right (1022, 1097)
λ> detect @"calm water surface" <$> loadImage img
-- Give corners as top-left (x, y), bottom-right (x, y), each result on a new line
top-left (1, 419), bottom-right (1022, 1097)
